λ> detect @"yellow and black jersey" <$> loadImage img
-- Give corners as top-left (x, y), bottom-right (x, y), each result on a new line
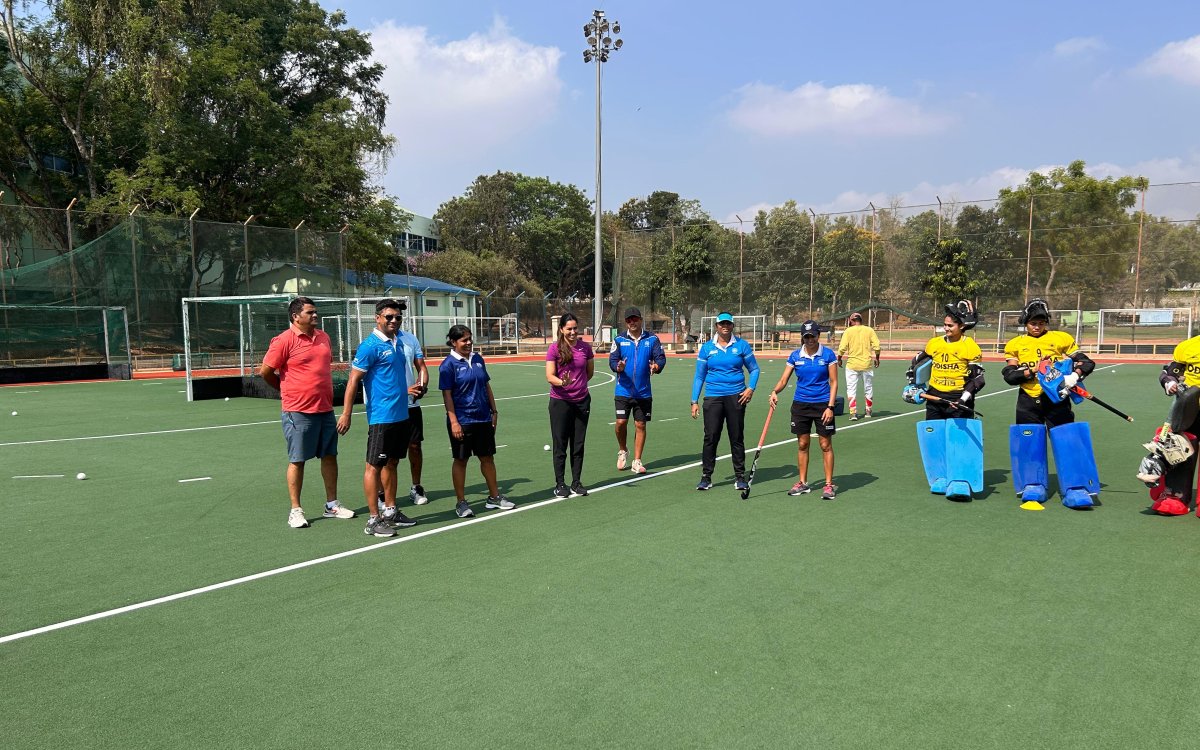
top-left (1171, 336), bottom-right (1200, 388)
top-left (1004, 330), bottom-right (1078, 398)
top-left (924, 335), bottom-right (982, 392)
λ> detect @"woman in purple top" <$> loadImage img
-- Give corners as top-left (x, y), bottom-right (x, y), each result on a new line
top-left (546, 313), bottom-right (595, 499)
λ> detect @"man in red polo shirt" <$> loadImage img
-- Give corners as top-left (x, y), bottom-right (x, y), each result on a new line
top-left (260, 296), bottom-right (354, 528)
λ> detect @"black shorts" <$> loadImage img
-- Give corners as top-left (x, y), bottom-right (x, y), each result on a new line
top-left (615, 396), bottom-right (652, 423)
top-left (447, 420), bottom-right (497, 460)
top-left (407, 403), bottom-right (424, 444)
top-left (791, 401), bottom-right (836, 437)
top-left (365, 421), bottom-right (412, 467)
top-left (1015, 390), bottom-right (1075, 427)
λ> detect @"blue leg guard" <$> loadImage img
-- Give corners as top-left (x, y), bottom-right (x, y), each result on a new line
top-left (1009, 424), bottom-right (1049, 503)
top-left (1049, 422), bottom-right (1100, 509)
top-left (945, 418), bottom-right (984, 499)
top-left (917, 420), bottom-right (948, 494)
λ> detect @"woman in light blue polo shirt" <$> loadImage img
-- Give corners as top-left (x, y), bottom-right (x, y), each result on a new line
top-left (690, 312), bottom-right (760, 492)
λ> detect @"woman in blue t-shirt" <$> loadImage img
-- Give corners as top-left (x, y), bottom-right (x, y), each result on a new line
top-left (768, 320), bottom-right (839, 500)
top-left (690, 312), bottom-right (760, 491)
top-left (439, 325), bottom-right (517, 519)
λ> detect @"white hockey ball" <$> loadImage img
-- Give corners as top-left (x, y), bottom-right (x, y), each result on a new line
top-left (543, 444), bottom-right (551, 451)
top-left (76, 472), bottom-right (87, 480)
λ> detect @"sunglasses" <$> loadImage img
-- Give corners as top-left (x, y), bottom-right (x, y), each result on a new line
top-left (380, 314), bottom-right (401, 321)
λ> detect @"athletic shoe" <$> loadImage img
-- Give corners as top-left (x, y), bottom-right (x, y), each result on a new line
top-left (864, 410), bottom-right (872, 419)
top-left (322, 501), bottom-right (355, 519)
top-left (821, 483), bottom-right (837, 500)
top-left (552, 483), bottom-right (571, 499)
top-left (364, 516), bottom-right (395, 538)
top-left (787, 481), bottom-right (812, 496)
top-left (696, 476), bottom-right (713, 491)
top-left (734, 477), bottom-right (749, 492)
top-left (287, 507), bottom-right (309, 528)
top-left (569, 482), bottom-right (589, 498)
top-left (455, 500), bottom-right (474, 518)
top-left (849, 414), bottom-right (859, 421)
top-left (631, 459), bottom-right (647, 474)
top-left (485, 495), bottom-right (516, 510)
top-left (616, 449), bottom-right (629, 471)
top-left (391, 511), bottom-right (417, 528)
top-left (381, 505), bottom-right (397, 521)
top-left (410, 484), bottom-right (429, 506)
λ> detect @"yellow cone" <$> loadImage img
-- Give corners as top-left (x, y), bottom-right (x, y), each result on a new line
top-left (1020, 500), bottom-right (1046, 511)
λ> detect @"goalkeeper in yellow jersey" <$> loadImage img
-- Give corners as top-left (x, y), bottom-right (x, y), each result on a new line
top-left (1002, 299), bottom-right (1098, 510)
top-left (1141, 334), bottom-right (1200, 515)
top-left (902, 300), bottom-right (986, 500)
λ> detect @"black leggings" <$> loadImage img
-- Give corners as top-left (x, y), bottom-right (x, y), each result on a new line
top-left (702, 395), bottom-right (747, 478)
top-left (549, 396), bottom-right (590, 485)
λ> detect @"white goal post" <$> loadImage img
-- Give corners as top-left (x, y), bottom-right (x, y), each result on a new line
top-left (995, 309), bottom-right (1082, 347)
top-left (699, 314), bottom-right (768, 348)
top-left (1097, 308), bottom-right (1193, 346)
top-left (180, 294), bottom-right (410, 401)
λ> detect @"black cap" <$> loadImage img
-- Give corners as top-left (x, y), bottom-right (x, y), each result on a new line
top-left (800, 320), bottom-right (821, 338)
top-left (624, 306), bottom-right (642, 320)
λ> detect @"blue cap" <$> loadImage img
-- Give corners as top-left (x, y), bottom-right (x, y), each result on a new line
top-left (715, 312), bottom-right (734, 323)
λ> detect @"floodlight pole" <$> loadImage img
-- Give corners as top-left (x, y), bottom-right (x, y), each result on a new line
top-left (936, 196), bottom-right (943, 243)
top-left (189, 208), bottom-right (201, 297)
top-left (1024, 195), bottom-right (1034, 301)
top-left (293, 220), bottom-right (305, 294)
top-left (868, 202), bottom-right (877, 324)
top-left (243, 214), bottom-right (257, 295)
top-left (808, 208), bottom-right (817, 318)
top-left (1133, 186), bottom-right (1146, 309)
top-left (584, 9), bottom-right (622, 345)
top-left (736, 214), bottom-right (744, 315)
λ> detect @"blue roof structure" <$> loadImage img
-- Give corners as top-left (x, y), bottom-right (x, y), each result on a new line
top-left (292, 264), bottom-right (479, 296)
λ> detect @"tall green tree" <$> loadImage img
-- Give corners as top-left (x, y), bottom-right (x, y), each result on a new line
top-left (617, 191), bottom-right (716, 336)
top-left (918, 237), bottom-right (983, 311)
top-left (434, 171), bottom-right (598, 298)
top-left (0, 0), bottom-right (405, 274)
top-left (748, 201), bottom-right (814, 319)
top-left (996, 160), bottom-right (1146, 303)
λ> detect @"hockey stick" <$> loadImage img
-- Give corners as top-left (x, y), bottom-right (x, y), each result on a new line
top-left (919, 391), bottom-right (982, 417)
top-left (742, 402), bottom-right (777, 500)
top-left (1070, 384), bottom-right (1134, 422)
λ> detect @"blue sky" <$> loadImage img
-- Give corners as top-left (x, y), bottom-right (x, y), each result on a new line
top-left (325, 0), bottom-right (1200, 222)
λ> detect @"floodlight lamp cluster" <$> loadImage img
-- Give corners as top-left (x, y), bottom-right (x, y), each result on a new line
top-left (582, 11), bottom-right (622, 63)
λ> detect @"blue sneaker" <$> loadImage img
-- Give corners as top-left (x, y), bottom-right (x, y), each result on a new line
top-left (734, 477), bottom-right (749, 492)
top-left (696, 476), bottom-right (713, 491)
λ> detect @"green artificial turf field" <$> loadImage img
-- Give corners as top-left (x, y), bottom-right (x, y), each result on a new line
top-left (3, 358), bottom-right (1200, 749)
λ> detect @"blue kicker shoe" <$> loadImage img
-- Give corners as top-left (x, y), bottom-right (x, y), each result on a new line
top-left (696, 476), bottom-right (713, 491)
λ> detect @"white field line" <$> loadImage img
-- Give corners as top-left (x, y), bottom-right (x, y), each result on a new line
top-left (178, 477), bottom-right (211, 483)
top-left (0, 370), bottom-right (616, 448)
top-left (12, 474), bottom-right (65, 479)
top-left (0, 366), bottom-right (1120, 646)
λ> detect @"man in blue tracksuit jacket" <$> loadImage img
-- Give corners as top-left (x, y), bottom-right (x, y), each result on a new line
top-left (690, 312), bottom-right (760, 490)
top-left (609, 306), bottom-right (667, 474)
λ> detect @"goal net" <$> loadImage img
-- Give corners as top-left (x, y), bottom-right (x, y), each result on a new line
top-left (1097, 308), bottom-right (1193, 346)
top-left (698, 315), bottom-right (768, 349)
top-left (994, 309), bottom-right (1083, 347)
top-left (181, 294), bottom-right (409, 401)
top-left (0, 304), bottom-right (131, 383)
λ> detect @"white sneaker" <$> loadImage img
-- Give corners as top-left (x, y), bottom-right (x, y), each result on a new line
top-left (631, 459), bottom-right (647, 475)
top-left (616, 449), bottom-right (629, 471)
top-left (287, 507), bottom-right (309, 528)
top-left (410, 484), bottom-right (429, 506)
top-left (322, 501), bottom-right (355, 519)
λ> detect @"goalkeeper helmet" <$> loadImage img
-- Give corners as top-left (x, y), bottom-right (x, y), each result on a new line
top-left (1018, 298), bottom-right (1050, 326)
top-left (944, 299), bottom-right (978, 331)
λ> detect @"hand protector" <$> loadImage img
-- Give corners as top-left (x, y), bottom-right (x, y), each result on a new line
top-left (902, 384), bottom-right (925, 404)
top-left (1145, 430), bottom-right (1195, 466)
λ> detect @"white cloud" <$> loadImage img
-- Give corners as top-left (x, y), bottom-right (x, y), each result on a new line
top-left (728, 81), bottom-right (953, 138)
top-left (1053, 36), bottom-right (1106, 58)
top-left (369, 19), bottom-right (564, 157)
top-left (1138, 35), bottom-right (1200, 85)
top-left (728, 156), bottom-right (1200, 223)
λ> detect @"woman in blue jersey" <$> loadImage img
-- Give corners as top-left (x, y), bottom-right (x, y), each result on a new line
top-left (690, 312), bottom-right (761, 491)
top-left (768, 320), bottom-right (839, 500)
top-left (439, 325), bottom-right (516, 519)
